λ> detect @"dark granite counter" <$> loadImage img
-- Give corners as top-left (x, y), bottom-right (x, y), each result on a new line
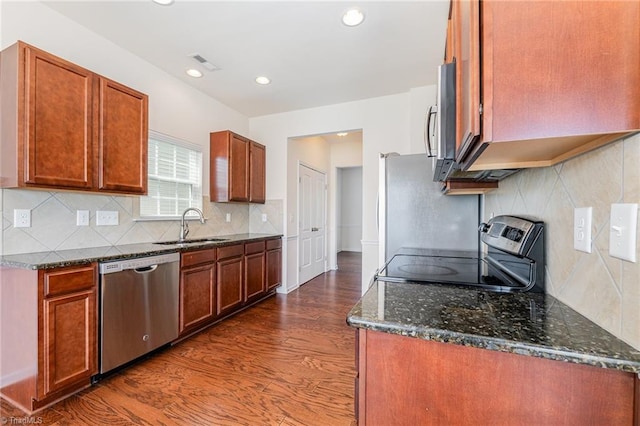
top-left (347, 279), bottom-right (640, 373)
top-left (0, 233), bottom-right (282, 270)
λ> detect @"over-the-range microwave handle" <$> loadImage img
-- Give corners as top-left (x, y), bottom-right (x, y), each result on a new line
top-left (425, 105), bottom-right (437, 158)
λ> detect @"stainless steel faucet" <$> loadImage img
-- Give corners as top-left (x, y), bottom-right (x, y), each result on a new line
top-left (179, 207), bottom-right (206, 242)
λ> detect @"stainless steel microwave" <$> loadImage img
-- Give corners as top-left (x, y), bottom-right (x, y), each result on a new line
top-left (428, 62), bottom-right (457, 181)
top-left (427, 62), bottom-right (519, 182)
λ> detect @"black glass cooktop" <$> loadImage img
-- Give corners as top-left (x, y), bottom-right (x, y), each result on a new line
top-left (376, 247), bottom-right (536, 293)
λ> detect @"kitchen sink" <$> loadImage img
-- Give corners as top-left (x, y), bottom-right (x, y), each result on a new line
top-left (154, 237), bottom-right (228, 245)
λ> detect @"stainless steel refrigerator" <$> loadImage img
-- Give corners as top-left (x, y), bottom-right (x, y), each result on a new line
top-left (378, 153), bottom-right (480, 266)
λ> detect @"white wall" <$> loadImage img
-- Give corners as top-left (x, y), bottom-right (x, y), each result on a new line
top-left (251, 88), bottom-right (435, 293)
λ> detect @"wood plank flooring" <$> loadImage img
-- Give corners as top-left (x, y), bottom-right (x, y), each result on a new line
top-left (1, 251), bottom-right (363, 425)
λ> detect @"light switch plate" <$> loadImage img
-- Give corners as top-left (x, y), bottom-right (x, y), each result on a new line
top-left (609, 203), bottom-right (638, 262)
top-left (573, 207), bottom-right (592, 253)
top-left (96, 210), bottom-right (119, 226)
top-left (261, 213), bottom-right (268, 222)
top-left (226, 213), bottom-right (231, 222)
top-left (13, 209), bottom-right (31, 228)
top-left (76, 210), bottom-right (90, 226)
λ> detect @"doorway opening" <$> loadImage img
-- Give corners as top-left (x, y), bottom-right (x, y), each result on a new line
top-left (336, 166), bottom-right (363, 258)
top-left (287, 130), bottom-right (363, 290)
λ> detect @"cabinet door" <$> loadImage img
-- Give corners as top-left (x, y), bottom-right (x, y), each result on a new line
top-left (24, 45), bottom-right (94, 189)
top-left (216, 255), bottom-right (244, 316)
top-left (249, 141), bottom-right (266, 203)
top-left (39, 265), bottom-right (97, 398)
top-left (266, 248), bottom-right (282, 291)
top-left (180, 263), bottom-right (215, 335)
top-left (245, 251), bottom-right (265, 302)
top-left (97, 77), bottom-right (148, 194)
top-left (229, 134), bottom-right (249, 202)
top-left (453, 0), bottom-right (481, 163)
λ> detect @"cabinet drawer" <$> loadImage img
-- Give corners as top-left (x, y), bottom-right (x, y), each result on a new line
top-left (266, 238), bottom-right (282, 250)
top-left (245, 241), bottom-right (265, 255)
top-left (217, 244), bottom-right (244, 260)
top-left (182, 248), bottom-right (216, 268)
top-left (43, 265), bottom-right (96, 298)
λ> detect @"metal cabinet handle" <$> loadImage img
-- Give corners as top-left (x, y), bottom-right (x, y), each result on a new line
top-left (311, 227), bottom-right (319, 232)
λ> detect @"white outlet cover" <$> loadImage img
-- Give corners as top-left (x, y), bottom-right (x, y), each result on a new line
top-left (226, 213), bottom-right (231, 222)
top-left (96, 210), bottom-right (119, 226)
top-left (76, 210), bottom-right (90, 226)
top-left (609, 203), bottom-right (638, 262)
top-left (13, 209), bottom-right (31, 228)
top-left (573, 207), bottom-right (592, 253)
top-left (262, 213), bottom-right (268, 222)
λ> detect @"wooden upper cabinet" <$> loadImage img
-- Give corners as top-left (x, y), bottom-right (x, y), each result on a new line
top-left (210, 130), bottom-right (266, 204)
top-left (229, 134), bottom-right (250, 202)
top-left (97, 78), bottom-right (148, 194)
top-left (452, 0), bottom-right (640, 171)
top-left (249, 141), bottom-right (266, 203)
top-left (0, 41), bottom-right (148, 195)
top-left (453, 0), bottom-right (481, 163)
top-left (24, 44), bottom-right (94, 189)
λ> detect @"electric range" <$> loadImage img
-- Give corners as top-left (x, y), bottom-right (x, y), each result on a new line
top-left (376, 215), bottom-right (545, 293)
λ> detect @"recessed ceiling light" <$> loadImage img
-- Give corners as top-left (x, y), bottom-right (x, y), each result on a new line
top-left (337, 132), bottom-right (349, 137)
top-left (152, 0), bottom-right (174, 5)
top-left (255, 76), bottom-right (271, 85)
top-left (342, 8), bottom-right (365, 27)
top-left (186, 68), bottom-right (203, 78)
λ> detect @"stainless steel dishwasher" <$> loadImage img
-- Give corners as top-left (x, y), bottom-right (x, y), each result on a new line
top-left (99, 252), bottom-right (180, 374)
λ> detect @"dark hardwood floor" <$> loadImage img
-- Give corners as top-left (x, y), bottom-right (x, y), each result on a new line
top-left (1, 251), bottom-right (363, 425)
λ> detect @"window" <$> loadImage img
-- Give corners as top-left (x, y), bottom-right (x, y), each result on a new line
top-left (140, 131), bottom-right (203, 218)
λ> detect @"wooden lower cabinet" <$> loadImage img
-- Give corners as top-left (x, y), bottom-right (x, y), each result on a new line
top-left (179, 238), bottom-right (282, 336)
top-left (356, 329), bottom-right (639, 425)
top-left (0, 264), bottom-right (98, 413)
top-left (39, 265), bottom-right (97, 404)
top-left (216, 244), bottom-right (244, 316)
top-left (244, 241), bottom-right (266, 303)
top-left (179, 248), bottom-right (216, 336)
top-left (266, 238), bottom-right (282, 291)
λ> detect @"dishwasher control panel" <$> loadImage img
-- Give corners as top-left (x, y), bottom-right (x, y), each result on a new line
top-left (99, 253), bottom-right (180, 274)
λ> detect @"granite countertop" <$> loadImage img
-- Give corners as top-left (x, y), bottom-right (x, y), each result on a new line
top-left (347, 279), bottom-right (640, 373)
top-left (0, 233), bottom-right (282, 270)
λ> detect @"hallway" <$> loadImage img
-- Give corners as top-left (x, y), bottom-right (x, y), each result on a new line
top-left (1, 252), bottom-right (363, 425)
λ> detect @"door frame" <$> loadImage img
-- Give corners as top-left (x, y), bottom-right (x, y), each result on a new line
top-left (297, 162), bottom-right (328, 286)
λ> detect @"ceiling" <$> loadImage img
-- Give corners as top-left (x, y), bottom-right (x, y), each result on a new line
top-left (42, 1), bottom-right (450, 118)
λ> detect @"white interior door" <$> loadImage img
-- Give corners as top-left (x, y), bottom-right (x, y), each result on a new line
top-left (299, 164), bottom-right (326, 285)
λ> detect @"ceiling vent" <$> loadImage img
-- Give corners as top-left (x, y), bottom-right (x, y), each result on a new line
top-left (188, 53), bottom-right (220, 72)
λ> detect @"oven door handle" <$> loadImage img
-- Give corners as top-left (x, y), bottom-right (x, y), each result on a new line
top-left (485, 256), bottom-right (535, 289)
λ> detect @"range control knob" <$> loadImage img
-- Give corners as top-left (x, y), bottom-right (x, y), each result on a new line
top-left (478, 222), bottom-right (490, 233)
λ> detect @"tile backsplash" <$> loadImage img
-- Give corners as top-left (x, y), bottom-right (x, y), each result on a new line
top-left (0, 190), bottom-right (283, 255)
top-left (485, 133), bottom-right (640, 350)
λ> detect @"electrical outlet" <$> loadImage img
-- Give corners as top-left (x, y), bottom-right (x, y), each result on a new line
top-left (609, 203), bottom-right (638, 262)
top-left (13, 209), bottom-right (31, 228)
top-left (96, 210), bottom-right (119, 226)
top-left (76, 210), bottom-right (90, 226)
top-left (573, 207), bottom-right (592, 253)
top-left (226, 213), bottom-right (231, 222)
top-left (261, 213), bottom-right (267, 222)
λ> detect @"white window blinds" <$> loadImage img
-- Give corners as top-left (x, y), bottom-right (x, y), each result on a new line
top-left (140, 132), bottom-right (203, 218)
